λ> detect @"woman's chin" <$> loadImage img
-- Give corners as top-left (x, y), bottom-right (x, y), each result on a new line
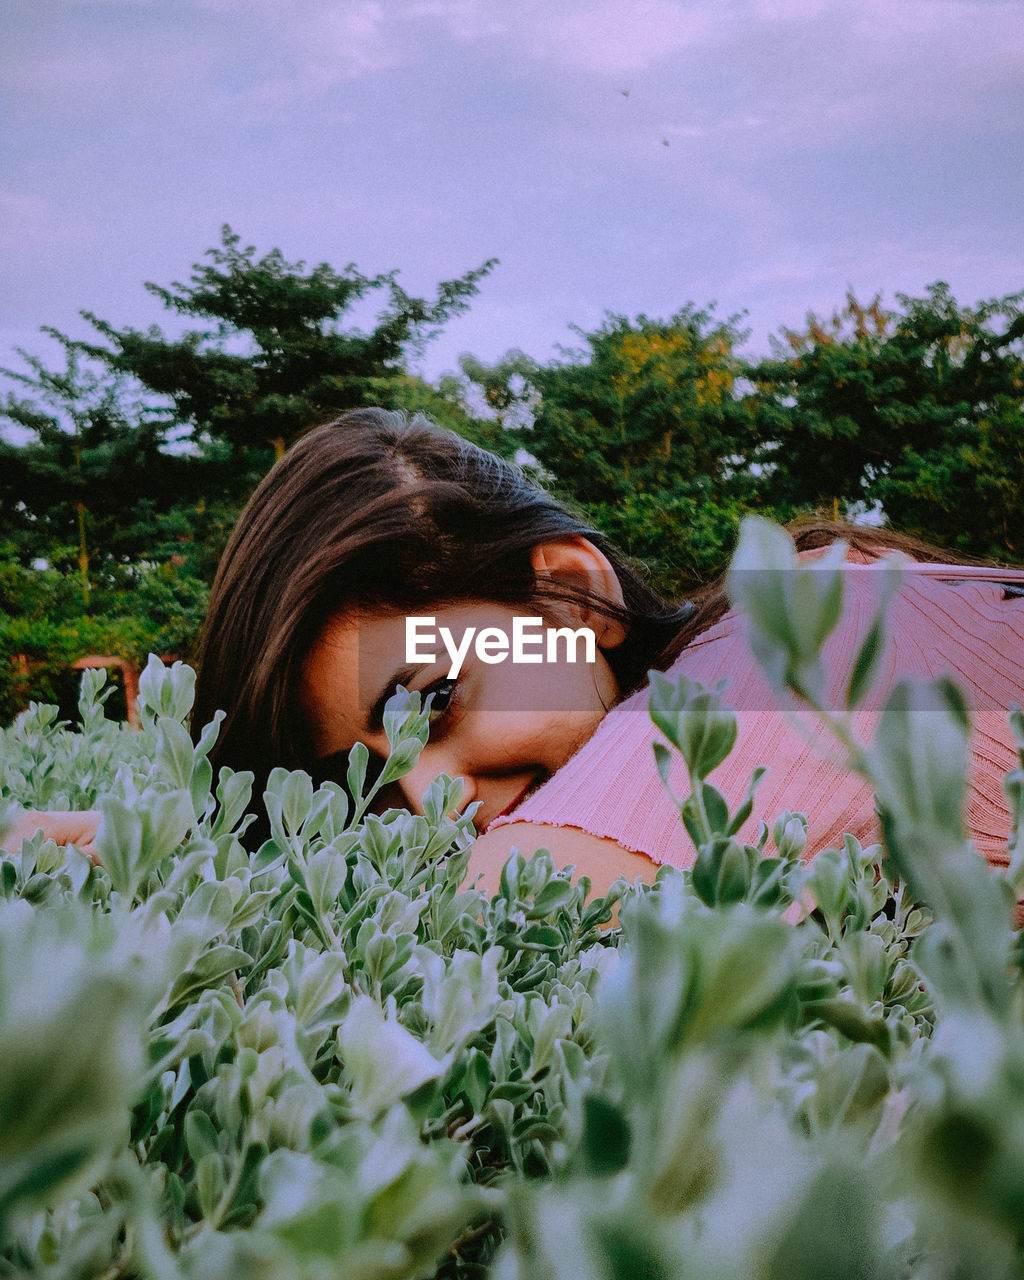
top-left (478, 774), bottom-right (549, 833)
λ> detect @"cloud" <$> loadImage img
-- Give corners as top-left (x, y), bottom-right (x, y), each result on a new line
top-left (239, 0), bottom-right (720, 88)
top-left (0, 190), bottom-right (91, 260)
top-left (751, 0), bottom-right (829, 17)
top-left (824, 237), bottom-right (1024, 296)
top-left (0, 0), bottom-right (412, 119)
top-left (0, 191), bottom-right (53, 235)
top-left (11, 0), bottom-right (1016, 137)
top-left (1, 0), bottom-right (1021, 390)
top-left (0, 24), bottom-right (217, 122)
top-left (518, 0), bottom-right (717, 75)
top-left (405, 0), bottom-right (509, 41)
top-left (252, 0), bottom-right (410, 93)
top-left (714, 0), bottom-right (1024, 144)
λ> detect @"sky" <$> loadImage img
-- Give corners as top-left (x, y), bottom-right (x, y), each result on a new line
top-left (2, 0), bottom-right (1023, 394)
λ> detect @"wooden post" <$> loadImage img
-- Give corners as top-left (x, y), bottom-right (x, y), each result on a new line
top-left (70, 655), bottom-right (143, 727)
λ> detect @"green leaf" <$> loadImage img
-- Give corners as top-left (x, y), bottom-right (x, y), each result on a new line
top-left (803, 998), bottom-right (891, 1051)
top-left (346, 742), bottom-right (370, 801)
top-left (725, 765), bottom-right (768, 836)
top-left (166, 945), bottom-right (251, 1007)
top-left (95, 795), bottom-right (144, 898)
top-left (195, 1150), bottom-right (227, 1219)
top-left (845, 615), bottom-right (885, 711)
top-left (527, 878), bottom-right (575, 919)
top-left (184, 1110), bottom-right (219, 1164)
top-left (517, 925), bottom-right (564, 951)
top-left (156, 717), bottom-right (197, 789)
top-left (580, 1094), bottom-right (631, 1176)
top-left (727, 516), bottom-right (847, 702)
top-left (870, 677), bottom-right (969, 847)
top-left (337, 996), bottom-right (444, 1117)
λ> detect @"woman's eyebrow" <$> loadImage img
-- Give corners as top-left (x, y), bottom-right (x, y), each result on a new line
top-left (367, 664), bottom-right (420, 733)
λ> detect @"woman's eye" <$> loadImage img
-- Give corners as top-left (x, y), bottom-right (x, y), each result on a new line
top-left (424, 677), bottom-right (458, 725)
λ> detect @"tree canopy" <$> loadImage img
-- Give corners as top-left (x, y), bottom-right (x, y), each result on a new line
top-left (2, 239), bottom-right (1022, 721)
top-left (459, 308), bottom-right (759, 592)
top-left (748, 284), bottom-right (1024, 558)
top-left (0, 230), bottom-right (497, 715)
top-left (70, 224), bottom-right (496, 475)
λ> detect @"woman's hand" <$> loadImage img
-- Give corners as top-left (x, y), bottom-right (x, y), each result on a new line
top-left (0, 810), bottom-right (102, 864)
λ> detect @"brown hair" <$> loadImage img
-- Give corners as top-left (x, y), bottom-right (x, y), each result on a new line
top-left (193, 408), bottom-right (692, 791)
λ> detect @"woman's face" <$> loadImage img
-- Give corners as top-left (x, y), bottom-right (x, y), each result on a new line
top-left (299, 598), bottom-right (622, 831)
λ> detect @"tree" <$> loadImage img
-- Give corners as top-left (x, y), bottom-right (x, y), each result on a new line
top-left (65, 226), bottom-right (497, 487)
top-left (748, 284), bottom-right (1024, 558)
top-left (0, 230), bottom-right (498, 722)
top-left (478, 309), bottom-right (758, 593)
top-left (458, 350), bottom-right (540, 435)
top-left (0, 346), bottom-right (220, 593)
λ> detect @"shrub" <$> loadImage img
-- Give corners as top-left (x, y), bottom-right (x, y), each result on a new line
top-left (0, 521), bottom-right (1022, 1279)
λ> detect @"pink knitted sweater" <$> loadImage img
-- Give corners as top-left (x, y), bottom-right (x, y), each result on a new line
top-left (488, 559), bottom-right (1024, 869)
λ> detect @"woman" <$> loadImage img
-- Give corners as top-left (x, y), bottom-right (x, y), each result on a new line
top-left (192, 407), bottom-right (691, 890)
top-left (191, 407), bottom-right (1023, 892)
top-left (7, 409), bottom-right (1024, 889)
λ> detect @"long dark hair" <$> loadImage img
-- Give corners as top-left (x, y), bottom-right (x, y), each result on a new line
top-left (193, 408), bottom-right (692, 790)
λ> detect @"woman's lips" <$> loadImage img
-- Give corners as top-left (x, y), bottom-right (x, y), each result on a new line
top-left (479, 776), bottom-right (546, 832)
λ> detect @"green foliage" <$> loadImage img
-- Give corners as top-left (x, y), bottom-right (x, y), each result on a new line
top-left (0, 663), bottom-right (628, 1277)
top-left (456, 285), bottom-right (1024, 590)
top-left (0, 230), bottom-right (498, 722)
top-left (0, 336), bottom-right (227, 722)
top-left (5, 265), bottom-right (1021, 725)
top-left (456, 352), bottom-right (539, 438)
top-left (67, 225), bottom-right (496, 473)
top-left (2, 526), bottom-right (1024, 1277)
top-left (0, 345), bottom-right (223, 591)
top-left (499, 521), bottom-right (1024, 1279)
top-left (457, 310), bottom-right (758, 595)
top-left (749, 284), bottom-right (1024, 558)
top-left (0, 551), bottom-right (209, 724)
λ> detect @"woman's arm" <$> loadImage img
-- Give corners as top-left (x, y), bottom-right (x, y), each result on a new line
top-left (0, 809), bottom-right (659, 899)
top-left (0, 808), bottom-right (660, 901)
top-left (468, 822), bottom-right (659, 897)
top-left (0, 810), bottom-right (101, 863)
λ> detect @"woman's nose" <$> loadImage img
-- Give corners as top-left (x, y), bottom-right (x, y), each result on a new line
top-left (395, 750), bottom-right (475, 816)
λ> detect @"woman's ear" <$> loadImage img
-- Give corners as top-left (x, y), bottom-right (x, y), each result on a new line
top-left (529, 537), bottom-right (628, 649)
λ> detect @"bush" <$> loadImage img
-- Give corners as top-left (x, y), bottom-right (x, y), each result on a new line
top-left (0, 555), bottom-right (209, 724)
top-left (1, 523), bottom-right (1023, 1278)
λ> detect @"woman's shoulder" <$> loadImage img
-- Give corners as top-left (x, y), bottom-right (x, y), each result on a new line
top-left (485, 548), bottom-right (1024, 873)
